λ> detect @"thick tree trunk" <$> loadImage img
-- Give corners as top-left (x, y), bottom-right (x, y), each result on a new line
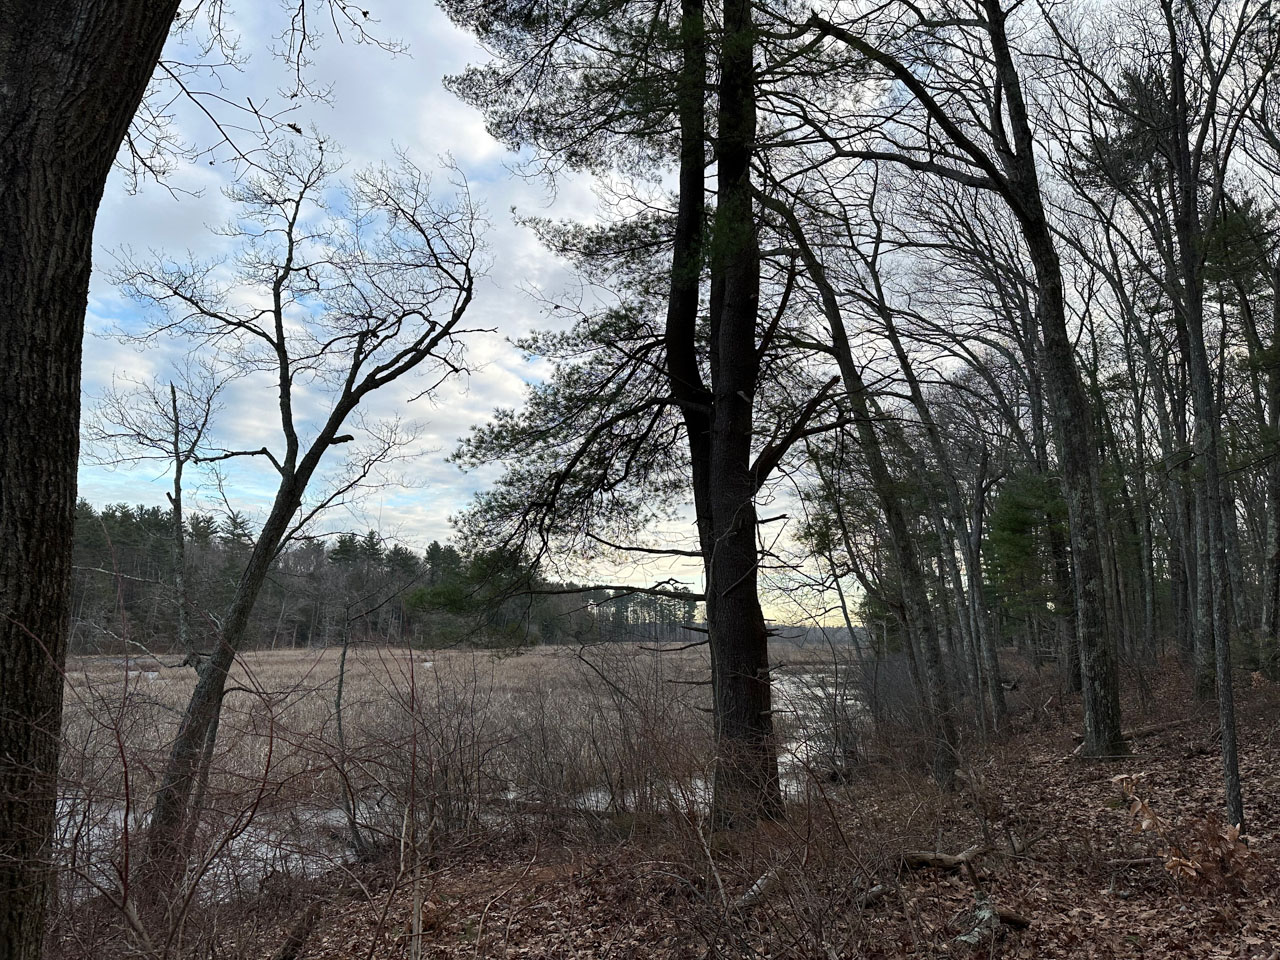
top-left (664, 0), bottom-right (779, 822)
top-left (0, 6), bottom-right (177, 957)
top-left (705, 0), bottom-right (781, 823)
top-left (664, 0), bottom-right (713, 566)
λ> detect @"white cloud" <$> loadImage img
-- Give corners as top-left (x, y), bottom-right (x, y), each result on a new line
top-left (78, 3), bottom-right (631, 567)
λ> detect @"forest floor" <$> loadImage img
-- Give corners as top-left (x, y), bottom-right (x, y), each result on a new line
top-left (245, 658), bottom-right (1280, 960)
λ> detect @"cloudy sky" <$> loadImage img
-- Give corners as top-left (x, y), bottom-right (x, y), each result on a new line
top-left (81, 5), bottom-right (608, 553)
top-left (75, 2), bottom-right (840, 620)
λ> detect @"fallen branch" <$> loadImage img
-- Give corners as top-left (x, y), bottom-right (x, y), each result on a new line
top-left (953, 895), bottom-right (1030, 949)
top-left (1106, 856), bottom-right (1162, 867)
top-left (856, 883), bottom-right (891, 908)
top-left (1073, 718), bottom-right (1195, 745)
top-left (1006, 826), bottom-right (1049, 856)
top-left (902, 843), bottom-right (987, 872)
top-left (482, 796), bottom-right (610, 824)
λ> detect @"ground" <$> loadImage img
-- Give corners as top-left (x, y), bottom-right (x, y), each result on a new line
top-left (279, 662), bottom-right (1280, 959)
top-left (52, 649), bottom-right (1280, 958)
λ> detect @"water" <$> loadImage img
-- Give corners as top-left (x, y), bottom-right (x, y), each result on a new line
top-left (53, 667), bottom-right (866, 906)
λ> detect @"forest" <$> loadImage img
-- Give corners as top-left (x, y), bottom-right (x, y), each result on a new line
top-left (69, 501), bottom-right (701, 652)
top-left (4, 0), bottom-right (1280, 958)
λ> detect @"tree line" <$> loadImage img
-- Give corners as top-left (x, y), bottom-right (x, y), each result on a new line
top-left (70, 500), bottom-right (700, 656)
top-left (448, 0), bottom-right (1278, 832)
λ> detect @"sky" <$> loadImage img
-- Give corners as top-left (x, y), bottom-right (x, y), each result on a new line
top-left (81, 5), bottom-right (595, 547)
top-left (76, 3), bottom-right (727, 599)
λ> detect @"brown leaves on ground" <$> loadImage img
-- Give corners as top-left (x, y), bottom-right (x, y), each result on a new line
top-left (255, 662), bottom-right (1280, 959)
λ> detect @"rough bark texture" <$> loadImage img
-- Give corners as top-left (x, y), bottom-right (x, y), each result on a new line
top-left (1162, 2), bottom-right (1243, 828)
top-left (0, 5), bottom-right (178, 957)
top-left (664, 0), bottom-right (714, 572)
top-left (704, 0), bottom-right (782, 823)
top-left (664, 0), bottom-right (780, 819)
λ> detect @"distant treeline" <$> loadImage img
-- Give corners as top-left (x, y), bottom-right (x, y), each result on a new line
top-left (69, 500), bottom-right (700, 655)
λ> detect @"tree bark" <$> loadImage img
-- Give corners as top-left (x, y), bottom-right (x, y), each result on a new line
top-left (0, 5), bottom-right (178, 957)
top-left (146, 474), bottom-right (310, 875)
top-left (982, 0), bottom-right (1125, 756)
top-left (704, 0), bottom-right (781, 823)
top-left (1162, 0), bottom-right (1243, 827)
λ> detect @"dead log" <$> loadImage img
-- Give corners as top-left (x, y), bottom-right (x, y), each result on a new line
top-left (952, 895), bottom-right (1029, 949)
top-left (902, 843), bottom-right (987, 872)
top-left (856, 883), bottom-right (890, 908)
top-left (734, 867), bottom-right (783, 909)
top-left (1073, 718), bottom-right (1195, 745)
top-left (1006, 826), bottom-right (1049, 856)
top-left (482, 796), bottom-right (610, 824)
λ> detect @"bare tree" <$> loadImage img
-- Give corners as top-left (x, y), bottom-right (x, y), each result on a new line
top-left (84, 360), bottom-right (230, 662)
top-left (0, 7), bottom-right (404, 954)
top-left (802, 0), bottom-right (1126, 757)
top-left (106, 141), bottom-right (484, 886)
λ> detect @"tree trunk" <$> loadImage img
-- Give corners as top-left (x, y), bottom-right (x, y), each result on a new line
top-left (145, 480), bottom-right (308, 876)
top-left (885, 312), bottom-right (1007, 729)
top-left (168, 384), bottom-right (193, 662)
top-left (1162, 5), bottom-right (1242, 828)
top-left (0, 5), bottom-right (178, 957)
top-left (705, 0), bottom-right (781, 823)
top-left (766, 197), bottom-right (957, 788)
top-left (982, 0), bottom-right (1125, 756)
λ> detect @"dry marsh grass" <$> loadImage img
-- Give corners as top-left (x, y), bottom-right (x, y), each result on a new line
top-left (59, 643), bottom-right (719, 847)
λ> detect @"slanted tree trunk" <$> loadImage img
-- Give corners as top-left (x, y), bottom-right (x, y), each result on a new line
top-left (146, 479), bottom-right (313, 876)
top-left (0, 6), bottom-right (179, 957)
top-left (763, 195), bottom-right (958, 788)
top-left (982, 0), bottom-right (1125, 756)
top-left (806, 0), bottom-right (1124, 757)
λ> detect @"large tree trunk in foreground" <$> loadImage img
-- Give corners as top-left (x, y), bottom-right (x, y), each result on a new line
top-left (0, 5), bottom-right (178, 957)
top-left (704, 0), bottom-right (781, 823)
top-left (663, 0), bottom-right (779, 821)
